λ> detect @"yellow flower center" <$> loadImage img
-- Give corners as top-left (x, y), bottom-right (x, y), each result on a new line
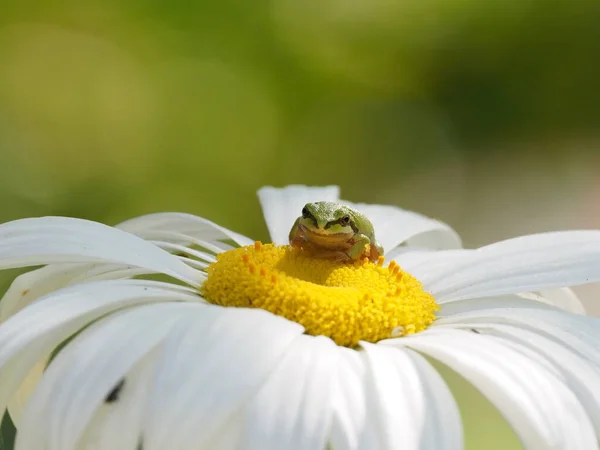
top-left (201, 242), bottom-right (439, 347)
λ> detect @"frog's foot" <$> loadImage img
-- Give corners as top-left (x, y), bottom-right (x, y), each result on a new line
top-left (368, 241), bottom-right (384, 262)
top-left (347, 236), bottom-right (374, 262)
top-left (289, 235), bottom-right (306, 249)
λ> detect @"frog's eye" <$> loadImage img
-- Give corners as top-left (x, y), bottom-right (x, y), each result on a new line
top-left (302, 206), bottom-right (309, 218)
top-left (341, 215), bottom-right (350, 224)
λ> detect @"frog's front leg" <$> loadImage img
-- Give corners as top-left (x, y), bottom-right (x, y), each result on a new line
top-left (288, 218), bottom-right (305, 248)
top-left (346, 234), bottom-right (373, 261)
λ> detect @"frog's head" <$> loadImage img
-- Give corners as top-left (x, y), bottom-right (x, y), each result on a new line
top-left (299, 201), bottom-right (358, 235)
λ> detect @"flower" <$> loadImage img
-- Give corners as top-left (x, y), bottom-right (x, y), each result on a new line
top-left (1, 184), bottom-right (600, 450)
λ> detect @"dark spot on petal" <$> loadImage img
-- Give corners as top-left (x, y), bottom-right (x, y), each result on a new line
top-left (105, 378), bottom-right (125, 403)
top-left (21, 289), bottom-right (30, 297)
top-left (470, 328), bottom-right (480, 334)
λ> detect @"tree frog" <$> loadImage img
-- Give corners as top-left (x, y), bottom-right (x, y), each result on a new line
top-left (288, 201), bottom-right (384, 262)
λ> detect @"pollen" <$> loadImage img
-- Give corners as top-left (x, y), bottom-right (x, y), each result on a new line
top-left (201, 243), bottom-right (439, 347)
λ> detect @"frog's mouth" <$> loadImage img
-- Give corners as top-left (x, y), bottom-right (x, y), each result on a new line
top-left (300, 224), bottom-right (353, 246)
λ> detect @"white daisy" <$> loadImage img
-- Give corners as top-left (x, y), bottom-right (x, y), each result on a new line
top-left (1, 184), bottom-right (600, 450)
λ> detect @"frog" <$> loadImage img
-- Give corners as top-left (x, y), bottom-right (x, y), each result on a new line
top-left (288, 201), bottom-right (384, 262)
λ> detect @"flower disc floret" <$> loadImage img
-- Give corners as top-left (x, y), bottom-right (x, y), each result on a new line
top-left (201, 242), bottom-right (439, 347)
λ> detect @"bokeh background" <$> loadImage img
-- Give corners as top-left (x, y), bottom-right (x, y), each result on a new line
top-left (1, 0), bottom-right (600, 448)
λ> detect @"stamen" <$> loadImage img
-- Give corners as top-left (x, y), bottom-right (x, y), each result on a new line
top-left (202, 244), bottom-right (438, 347)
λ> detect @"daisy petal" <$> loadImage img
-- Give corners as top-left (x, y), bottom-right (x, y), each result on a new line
top-left (403, 349), bottom-right (463, 450)
top-left (129, 230), bottom-right (235, 253)
top-left (0, 264), bottom-right (94, 322)
top-left (343, 203), bottom-right (462, 253)
top-left (0, 217), bottom-right (203, 286)
top-left (394, 249), bottom-right (472, 278)
top-left (5, 359), bottom-right (46, 427)
top-left (0, 280), bottom-right (200, 424)
top-left (78, 351), bottom-right (158, 450)
top-left (434, 307), bottom-right (600, 368)
top-left (242, 335), bottom-right (339, 450)
top-left (437, 296), bottom-right (556, 316)
top-left (359, 342), bottom-right (425, 449)
top-left (359, 342), bottom-right (462, 450)
top-left (202, 417), bottom-right (244, 450)
top-left (143, 308), bottom-right (304, 450)
top-left (116, 212), bottom-right (253, 247)
top-left (1, 263), bottom-right (155, 324)
top-left (397, 328), bottom-right (596, 449)
top-left (537, 287), bottom-right (585, 314)
top-left (433, 284), bottom-right (584, 315)
top-left (423, 231), bottom-right (600, 302)
top-left (257, 185), bottom-right (340, 245)
top-left (1, 211), bottom-right (242, 323)
top-left (328, 348), bottom-right (369, 450)
top-left (15, 302), bottom-right (198, 450)
top-left (478, 324), bottom-right (600, 435)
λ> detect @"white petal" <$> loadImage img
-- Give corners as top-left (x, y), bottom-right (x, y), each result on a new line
top-left (148, 241), bottom-right (216, 263)
top-left (116, 212), bottom-right (253, 247)
top-left (434, 287), bottom-right (584, 316)
top-left (328, 348), bottom-right (369, 450)
top-left (202, 414), bottom-right (244, 450)
top-left (5, 359), bottom-right (46, 427)
top-left (395, 328), bottom-right (596, 449)
top-left (460, 323), bottom-right (600, 435)
top-left (15, 302), bottom-right (199, 450)
top-left (343, 202), bottom-right (462, 253)
top-left (515, 289), bottom-right (587, 314)
top-left (0, 211), bottom-right (235, 328)
top-left (0, 217), bottom-right (203, 286)
top-left (143, 307), bottom-right (304, 450)
top-left (1, 262), bottom-right (159, 425)
top-left (433, 307), bottom-right (600, 370)
top-left (0, 264), bottom-right (94, 322)
top-left (394, 249), bottom-right (472, 278)
top-left (537, 287), bottom-right (586, 314)
top-left (437, 296), bottom-right (556, 316)
top-left (78, 351), bottom-right (158, 450)
top-left (0, 263), bottom-right (155, 324)
top-left (403, 349), bottom-right (463, 450)
top-left (360, 342), bottom-right (462, 450)
top-left (359, 342), bottom-right (425, 450)
top-left (423, 231), bottom-right (600, 302)
top-left (257, 185), bottom-right (340, 245)
top-left (0, 280), bottom-right (201, 423)
top-left (388, 248), bottom-right (456, 267)
top-left (241, 335), bottom-right (339, 450)
top-left (127, 229), bottom-right (235, 253)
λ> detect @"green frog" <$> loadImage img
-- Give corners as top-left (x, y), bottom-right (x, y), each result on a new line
top-left (288, 201), bottom-right (384, 262)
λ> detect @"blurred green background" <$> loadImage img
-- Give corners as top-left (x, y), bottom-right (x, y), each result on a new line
top-left (1, 0), bottom-right (600, 448)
